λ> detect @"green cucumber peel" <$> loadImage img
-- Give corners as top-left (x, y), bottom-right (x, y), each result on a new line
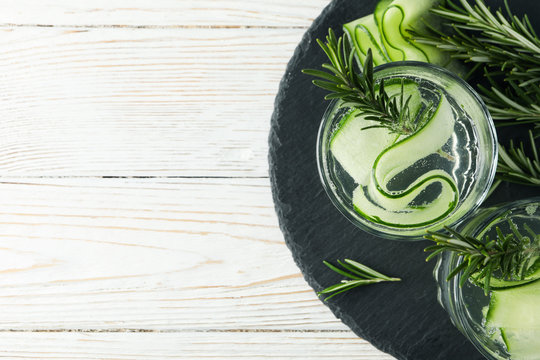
top-left (351, 92), bottom-right (458, 228)
top-left (478, 265), bottom-right (540, 290)
top-left (380, 4), bottom-right (430, 61)
top-left (355, 24), bottom-right (391, 65)
top-left (343, 0), bottom-right (449, 66)
top-left (484, 280), bottom-right (540, 358)
top-left (343, 14), bottom-right (390, 66)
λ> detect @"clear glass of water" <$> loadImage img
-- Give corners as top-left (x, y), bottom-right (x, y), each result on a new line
top-left (316, 61), bottom-right (497, 240)
top-left (436, 198), bottom-right (540, 360)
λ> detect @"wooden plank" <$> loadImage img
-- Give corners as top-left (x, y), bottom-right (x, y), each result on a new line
top-left (0, 27), bottom-right (307, 176)
top-left (0, 331), bottom-right (395, 359)
top-left (1, 0), bottom-right (329, 27)
top-left (0, 178), bottom-right (349, 331)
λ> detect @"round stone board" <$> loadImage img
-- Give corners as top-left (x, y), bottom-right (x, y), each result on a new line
top-left (268, 0), bottom-right (540, 359)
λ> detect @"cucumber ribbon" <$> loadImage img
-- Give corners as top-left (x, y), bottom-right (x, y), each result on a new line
top-left (352, 94), bottom-right (458, 228)
top-left (343, 0), bottom-right (449, 67)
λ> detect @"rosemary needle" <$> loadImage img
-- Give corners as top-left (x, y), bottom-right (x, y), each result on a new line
top-left (318, 259), bottom-right (400, 301)
top-left (496, 130), bottom-right (540, 186)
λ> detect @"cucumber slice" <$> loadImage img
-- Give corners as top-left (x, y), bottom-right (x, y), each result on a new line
top-left (485, 280), bottom-right (540, 359)
top-left (330, 81), bottom-right (421, 185)
top-left (374, 0), bottom-right (394, 20)
top-left (499, 328), bottom-right (538, 360)
top-left (352, 93), bottom-right (458, 228)
top-left (330, 81), bottom-right (458, 229)
top-left (378, 0), bottom-right (440, 61)
top-left (482, 267), bottom-right (540, 290)
top-left (488, 277), bottom-right (540, 290)
top-left (375, 0), bottom-right (449, 64)
top-left (378, 5), bottom-right (410, 61)
top-left (343, 0), bottom-right (458, 70)
top-left (343, 0), bottom-right (450, 66)
top-left (330, 109), bottom-right (397, 185)
top-left (352, 170), bottom-right (457, 228)
top-left (343, 14), bottom-right (390, 66)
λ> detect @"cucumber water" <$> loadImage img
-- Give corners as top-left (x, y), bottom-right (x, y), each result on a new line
top-left (317, 62), bottom-right (496, 238)
top-left (481, 212), bottom-right (540, 360)
top-left (436, 200), bottom-right (540, 360)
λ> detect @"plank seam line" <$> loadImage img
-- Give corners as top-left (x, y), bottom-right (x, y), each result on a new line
top-left (0, 23), bottom-right (309, 30)
top-left (0, 176), bottom-right (269, 179)
top-left (0, 329), bottom-right (351, 333)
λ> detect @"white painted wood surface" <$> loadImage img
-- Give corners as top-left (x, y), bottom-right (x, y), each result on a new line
top-left (0, 332), bottom-right (392, 359)
top-left (0, 0), bottom-right (330, 27)
top-left (0, 27), bottom-right (304, 176)
top-left (0, 1), bottom-right (396, 358)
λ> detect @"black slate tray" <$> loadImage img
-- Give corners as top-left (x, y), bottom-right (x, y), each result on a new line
top-left (268, 1), bottom-right (540, 359)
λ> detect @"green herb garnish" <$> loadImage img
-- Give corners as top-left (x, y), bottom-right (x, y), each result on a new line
top-left (425, 223), bottom-right (540, 294)
top-left (412, 0), bottom-right (540, 126)
top-left (496, 130), bottom-right (540, 186)
top-left (412, 0), bottom-right (540, 188)
top-left (302, 29), bottom-right (424, 135)
top-left (318, 259), bottom-right (400, 300)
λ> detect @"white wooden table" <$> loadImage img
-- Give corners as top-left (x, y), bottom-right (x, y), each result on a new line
top-left (0, 1), bottom-right (396, 358)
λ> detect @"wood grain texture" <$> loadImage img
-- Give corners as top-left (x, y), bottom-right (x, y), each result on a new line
top-left (0, 178), bottom-right (349, 331)
top-left (0, 1), bottom-right (399, 358)
top-left (1, 0), bottom-right (330, 27)
top-left (0, 27), bottom-right (307, 176)
top-left (0, 332), bottom-right (395, 359)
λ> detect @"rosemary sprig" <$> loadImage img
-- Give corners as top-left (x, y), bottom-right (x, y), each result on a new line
top-left (411, 0), bottom-right (540, 188)
top-left (425, 224), bottom-right (540, 294)
top-left (302, 29), bottom-right (422, 135)
top-left (496, 130), bottom-right (540, 186)
top-left (412, 0), bottom-right (540, 125)
top-left (318, 259), bottom-right (400, 300)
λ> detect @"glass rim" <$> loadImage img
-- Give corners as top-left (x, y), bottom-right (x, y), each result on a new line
top-left (316, 61), bottom-right (498, 240)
